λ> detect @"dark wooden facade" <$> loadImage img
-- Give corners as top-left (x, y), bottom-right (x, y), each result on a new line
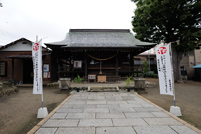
top-left (45, 29), bottom-right (156, 82)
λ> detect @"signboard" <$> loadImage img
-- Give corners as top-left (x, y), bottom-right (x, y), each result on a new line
top-left (43, 72), bottom-right (48, 78)
top-left (74, 61), bottom-right (82, 68)
top-left (32, 41), bottom-right (43, 94)
top-left (156, 44), bottom-right (174, 96)
top-left (43, 64), bottom-right (49, 72)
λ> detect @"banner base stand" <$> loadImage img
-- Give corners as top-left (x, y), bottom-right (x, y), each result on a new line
top-left (170, 106), bottom-right (182, 116)
top-left (37, 107), bottom-right (48, 118)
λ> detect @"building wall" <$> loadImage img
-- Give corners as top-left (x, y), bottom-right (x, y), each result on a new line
top-left (180, 49), bottom-right (201, 79)
top-left (0, 51), bottom-right (51, 83)
top-left (195, 49), bottom-right (201, 65)
top-left (134, 54), bottom-right (157, 73)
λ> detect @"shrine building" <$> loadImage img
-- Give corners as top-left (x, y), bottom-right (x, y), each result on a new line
top-left (45, 29), bottom-right (156, 82)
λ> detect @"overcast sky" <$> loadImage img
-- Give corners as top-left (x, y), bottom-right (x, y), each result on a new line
top-left (0, 0), bottom-right (136, 45)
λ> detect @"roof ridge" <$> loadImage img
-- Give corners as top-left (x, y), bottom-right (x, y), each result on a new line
top-left (69, 29), bottom-right (130, 33)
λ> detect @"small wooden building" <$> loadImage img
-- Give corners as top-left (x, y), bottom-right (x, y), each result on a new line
top-left (45, 29), bottom-right (156, 82)
top-left (0, 38), bottom-right (51, 84)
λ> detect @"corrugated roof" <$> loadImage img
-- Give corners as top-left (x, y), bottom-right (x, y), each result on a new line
top-left (45, 29), bottom-right (156, 48)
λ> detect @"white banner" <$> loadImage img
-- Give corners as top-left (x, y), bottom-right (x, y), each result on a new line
top-left (156, 44), bottom-right (174, 96)
top-left (32, 40), bottom-right (43, 94)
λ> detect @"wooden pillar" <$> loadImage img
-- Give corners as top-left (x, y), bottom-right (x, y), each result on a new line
top-left (10, 58), bottom-right (14, 84)
top-left (51, 52), bottom-right (58, 82)
top-left (130, 52), bottom-right (134, 67)
top-left (115, 54), bottom-right (119, 76)
top-left (85, 56), bottom-right (88, 79)
top-left (72, 52), bottom-right (74, 79)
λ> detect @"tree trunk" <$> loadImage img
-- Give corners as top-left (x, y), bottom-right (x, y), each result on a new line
top-left (171, 47), bottom-right (184, 83)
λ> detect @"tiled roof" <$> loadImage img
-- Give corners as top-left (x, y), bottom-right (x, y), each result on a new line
top-left (45, 29), bottom-right (156, 48)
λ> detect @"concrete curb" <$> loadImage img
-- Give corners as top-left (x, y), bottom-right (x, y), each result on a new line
top-left (131, 92), bottom-right (201, 134)
top-left (27, 93), bottom-right (75, 134)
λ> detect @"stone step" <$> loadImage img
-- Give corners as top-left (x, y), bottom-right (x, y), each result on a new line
top-left (88, 86), bottom-right (119, 92)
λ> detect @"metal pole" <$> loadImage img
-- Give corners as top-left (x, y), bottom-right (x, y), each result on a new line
top-left (40, 38), bottom-right (44, 108)
top-left (169, 43), bottom-right (176, 107)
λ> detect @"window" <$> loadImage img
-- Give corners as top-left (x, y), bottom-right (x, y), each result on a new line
top-left (0, 61), bottom-right (7, 77)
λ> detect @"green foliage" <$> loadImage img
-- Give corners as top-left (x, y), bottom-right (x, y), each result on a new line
top-left (144, 71), bottom-right (158, 78)
top-left (126, 75), bottom-right (133, 86)
top-left (73, 75), bottom-right (83, 83)
top-left (142, 60), bottom-right (149, 74)
top-left (132, 0), bottom-right (201, 51)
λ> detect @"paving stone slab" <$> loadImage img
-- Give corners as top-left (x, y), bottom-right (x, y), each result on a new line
top-left (134, 107), bottom-right (161, 112)
top-left (112, 118), bottom-right (148, 126)
top-left (151, 112), bottom-right (170, 117)
top-left (35, 128), bottom-right (58, 134)
top-left (73, 94), bottom-right (81, 96)
top-left (134, 126), bottom-right (177, 134)
top-left (78, 119), bottom-right (113, 127)
top-left (61, 104), bottom-right (74, 108)
top-left (66, 113), bottom-right (95, 119)
top-left (88, 96), bottom-right (105, 99)
top-left (105, 96), bottom-right (123, 99)
top-left (73, 96), bottom-right (88, 99)
top-left (124, 112), bottom-right (155, 118)
top-left (127, 100), bottom-right (148, 104)
top-left (96, 113), bottom-right (126, 119)
top-left (97, 104), bottom-right (119, 108)
top-left (96, 127), bottom-right (136, 134)
top-left (144, 118), bottom-right (182, 126)
top-left (55, 127), bottom-right (95, 134)
top-left (73, 104), bottom-right (96, 109)
top-left (43, 119), bottom-right (79, 127)
top-left (57, 108), bottom-right (83, 113)
top-left (141, 103), bottom-right (154, 107)
top-left (51, 113), bottom-right (68, 119)
top-left (109, 107), bottom-right (136, 113)
top-left (65, 101), bottom-right (86, 104)
top-left (107, 101), bottom-right (128, 104)
top-left (133, 98), bottom-right (146, 101)
top-left (86, 101), bottom-right (107, 104)
top-left (122, 96), bottom-right (136, 100)
top-left (170, 126), bottom-right (198, 134)
top-left (128, 94), bottom-right (138, 97)
top-left (118, 93), bottom-right (129, 96)
top-left (83, 108), bottom-right (109, 113)
top-left (119, 104), bottom-right (142, 108)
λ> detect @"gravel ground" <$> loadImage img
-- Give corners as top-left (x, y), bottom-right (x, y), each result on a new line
top-left (141, 78), bottom-right (201, 130)
top-left (0, 88), bottom-right (68, 134)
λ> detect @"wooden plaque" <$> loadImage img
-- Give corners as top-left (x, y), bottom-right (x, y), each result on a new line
top-left (97, 75), bottom-right (106, 82)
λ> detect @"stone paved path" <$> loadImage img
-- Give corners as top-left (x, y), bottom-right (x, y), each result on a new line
top-left (34, 92), bottom-right (198, 134)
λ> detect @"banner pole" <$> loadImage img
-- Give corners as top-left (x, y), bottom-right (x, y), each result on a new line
top-left (169, 43), bottom-right (176, 107)
top-left (40, 38), bottom-right (44, 109)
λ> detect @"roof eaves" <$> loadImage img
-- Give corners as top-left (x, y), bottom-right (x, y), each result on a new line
top-left (0, 38), bottom-right (33, 50)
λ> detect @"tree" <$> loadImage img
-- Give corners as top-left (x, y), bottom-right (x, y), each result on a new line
top-left (142, 60), bottom-right (149, 76)
top-left (131, 0), bottom-right (201, 82)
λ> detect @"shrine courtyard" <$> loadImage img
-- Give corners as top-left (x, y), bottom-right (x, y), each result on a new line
top-left (28, 80), bottom-right (201, 134)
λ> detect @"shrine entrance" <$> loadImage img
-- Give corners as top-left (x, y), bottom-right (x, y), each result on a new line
top-left (45, 29), bottom-right (156, 82)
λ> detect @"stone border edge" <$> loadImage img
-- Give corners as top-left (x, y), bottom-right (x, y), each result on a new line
top-left (27, 92), bottom-right (75, 134)
top-left (131, 92), bottom-right (201, 134)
